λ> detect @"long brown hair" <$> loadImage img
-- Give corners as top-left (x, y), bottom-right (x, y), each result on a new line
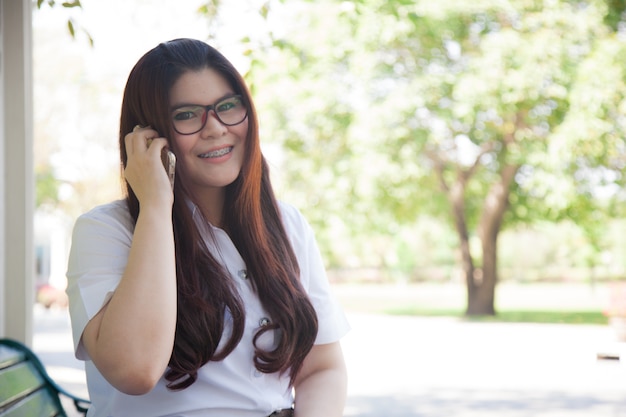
top-left (118, 39), bottom-right (318, 390)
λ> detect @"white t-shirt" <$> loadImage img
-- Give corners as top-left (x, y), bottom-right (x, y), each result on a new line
top-left (66, 199), bottom-right (350, 417)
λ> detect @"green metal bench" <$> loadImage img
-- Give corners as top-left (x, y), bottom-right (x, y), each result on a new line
top-left (0, 338), bottom-right (90, 417)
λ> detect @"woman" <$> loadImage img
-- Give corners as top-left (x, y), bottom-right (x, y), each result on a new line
top-left (66, 38), bottom-right (349, 417)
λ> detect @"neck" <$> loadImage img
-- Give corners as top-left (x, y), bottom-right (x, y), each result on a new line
top-left (193, 187), bottom-right (225, 228)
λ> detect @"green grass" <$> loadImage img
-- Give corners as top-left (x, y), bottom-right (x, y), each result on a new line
top-left (334, 282), bottom-right (612, 325)
top-left (383, 307), bottom-right (609, 325)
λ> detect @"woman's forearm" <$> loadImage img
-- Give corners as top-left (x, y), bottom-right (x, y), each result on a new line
top-left (294, 342), bottom-right (348, 417)
top-left (295, 369), bottom-right (347, 417)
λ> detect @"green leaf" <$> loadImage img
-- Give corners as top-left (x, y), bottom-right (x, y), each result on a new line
top-left (85, 30), bottom-right (95, 47)
top-left (67, 19), bottom-right (75, 37)
top-left (37, 0), bottom-right (55, 8)
top-left (61, 0), bottom-right (82, 8)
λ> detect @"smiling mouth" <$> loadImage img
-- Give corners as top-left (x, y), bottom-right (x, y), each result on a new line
top-left (199, 147), bottom-right (233, 158)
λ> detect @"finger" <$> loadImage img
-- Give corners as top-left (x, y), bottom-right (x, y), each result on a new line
top-left (134, 125), bottom-right (156, 142)
top-left (147, 137), bottom-right (169, 152)
top-left (126, 126), bottom-right (159, 155)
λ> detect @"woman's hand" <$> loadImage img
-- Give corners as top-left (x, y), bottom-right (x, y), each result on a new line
top-left (124, 125), bottom-right (173, 207)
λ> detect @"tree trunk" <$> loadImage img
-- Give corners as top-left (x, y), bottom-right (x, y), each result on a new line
top-left (429, 145), bottom-right (516, 316)
top-left (448, 182), bottom-right (475, 300)
top-left (466, 237), bottom-right (496, 315)
top-left (466, 163), bottom-right (519, 316)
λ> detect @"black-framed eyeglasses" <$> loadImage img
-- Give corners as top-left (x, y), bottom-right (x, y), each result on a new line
top-left (171, 94), bottom-right (248, 135)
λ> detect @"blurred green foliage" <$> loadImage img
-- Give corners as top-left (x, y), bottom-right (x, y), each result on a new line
top-left (196, 0), bottom-right (626, 300)
top-left (603, 0), bottom-right (626, 30)
top-left (35, 165), bottom-right (60, 208)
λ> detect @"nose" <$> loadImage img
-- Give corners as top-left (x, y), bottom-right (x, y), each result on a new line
top-left (200, 109), bottom-right (227, 138)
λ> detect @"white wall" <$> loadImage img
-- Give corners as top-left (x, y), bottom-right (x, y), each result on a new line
top-left (1, 0), bottom-right (34, 345)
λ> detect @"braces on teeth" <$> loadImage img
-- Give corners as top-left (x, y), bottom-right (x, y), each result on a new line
top-left (204, 147), bottom-right (232, 158)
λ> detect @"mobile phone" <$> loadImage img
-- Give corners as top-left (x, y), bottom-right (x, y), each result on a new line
top-left (161, 148), bottom-right (176, 189)
top-left (144, 133), bottom-right (175, 188)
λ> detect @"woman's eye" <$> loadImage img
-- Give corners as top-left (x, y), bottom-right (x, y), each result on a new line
top-left (173, 108), bottom-right (201, 121)
top-left (216, 97), bottom-right (242, 113)
top-left (216, 102), bottom-right (235, 112)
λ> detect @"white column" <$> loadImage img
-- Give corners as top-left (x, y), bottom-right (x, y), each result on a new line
top-left (0, 0), bottom-right (34, 345)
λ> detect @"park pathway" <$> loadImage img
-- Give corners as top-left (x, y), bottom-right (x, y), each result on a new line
top-left (34, 303), bottom-right (626, 417)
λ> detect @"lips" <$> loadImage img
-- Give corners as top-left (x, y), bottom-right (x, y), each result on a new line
top-left (199, 146), bottom-right (233, 158)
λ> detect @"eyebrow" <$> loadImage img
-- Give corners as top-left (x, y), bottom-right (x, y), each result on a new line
top-left (170, 92), bottom-right (238, 111)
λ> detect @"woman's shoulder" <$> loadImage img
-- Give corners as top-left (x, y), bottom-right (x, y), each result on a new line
top-left (80, 199), bottom-right (129, 218)
top-left (277, 200), bottom-right (316, 250)
top-left (277, 201), bottom-right (308, 230)
top-left (75, 199), bottom-right (133, 231)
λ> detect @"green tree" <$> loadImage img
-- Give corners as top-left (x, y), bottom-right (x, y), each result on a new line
top-left (364, 0), bottom-right (626, 314)
top-left (200, 0), bottom-right (626, 314)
